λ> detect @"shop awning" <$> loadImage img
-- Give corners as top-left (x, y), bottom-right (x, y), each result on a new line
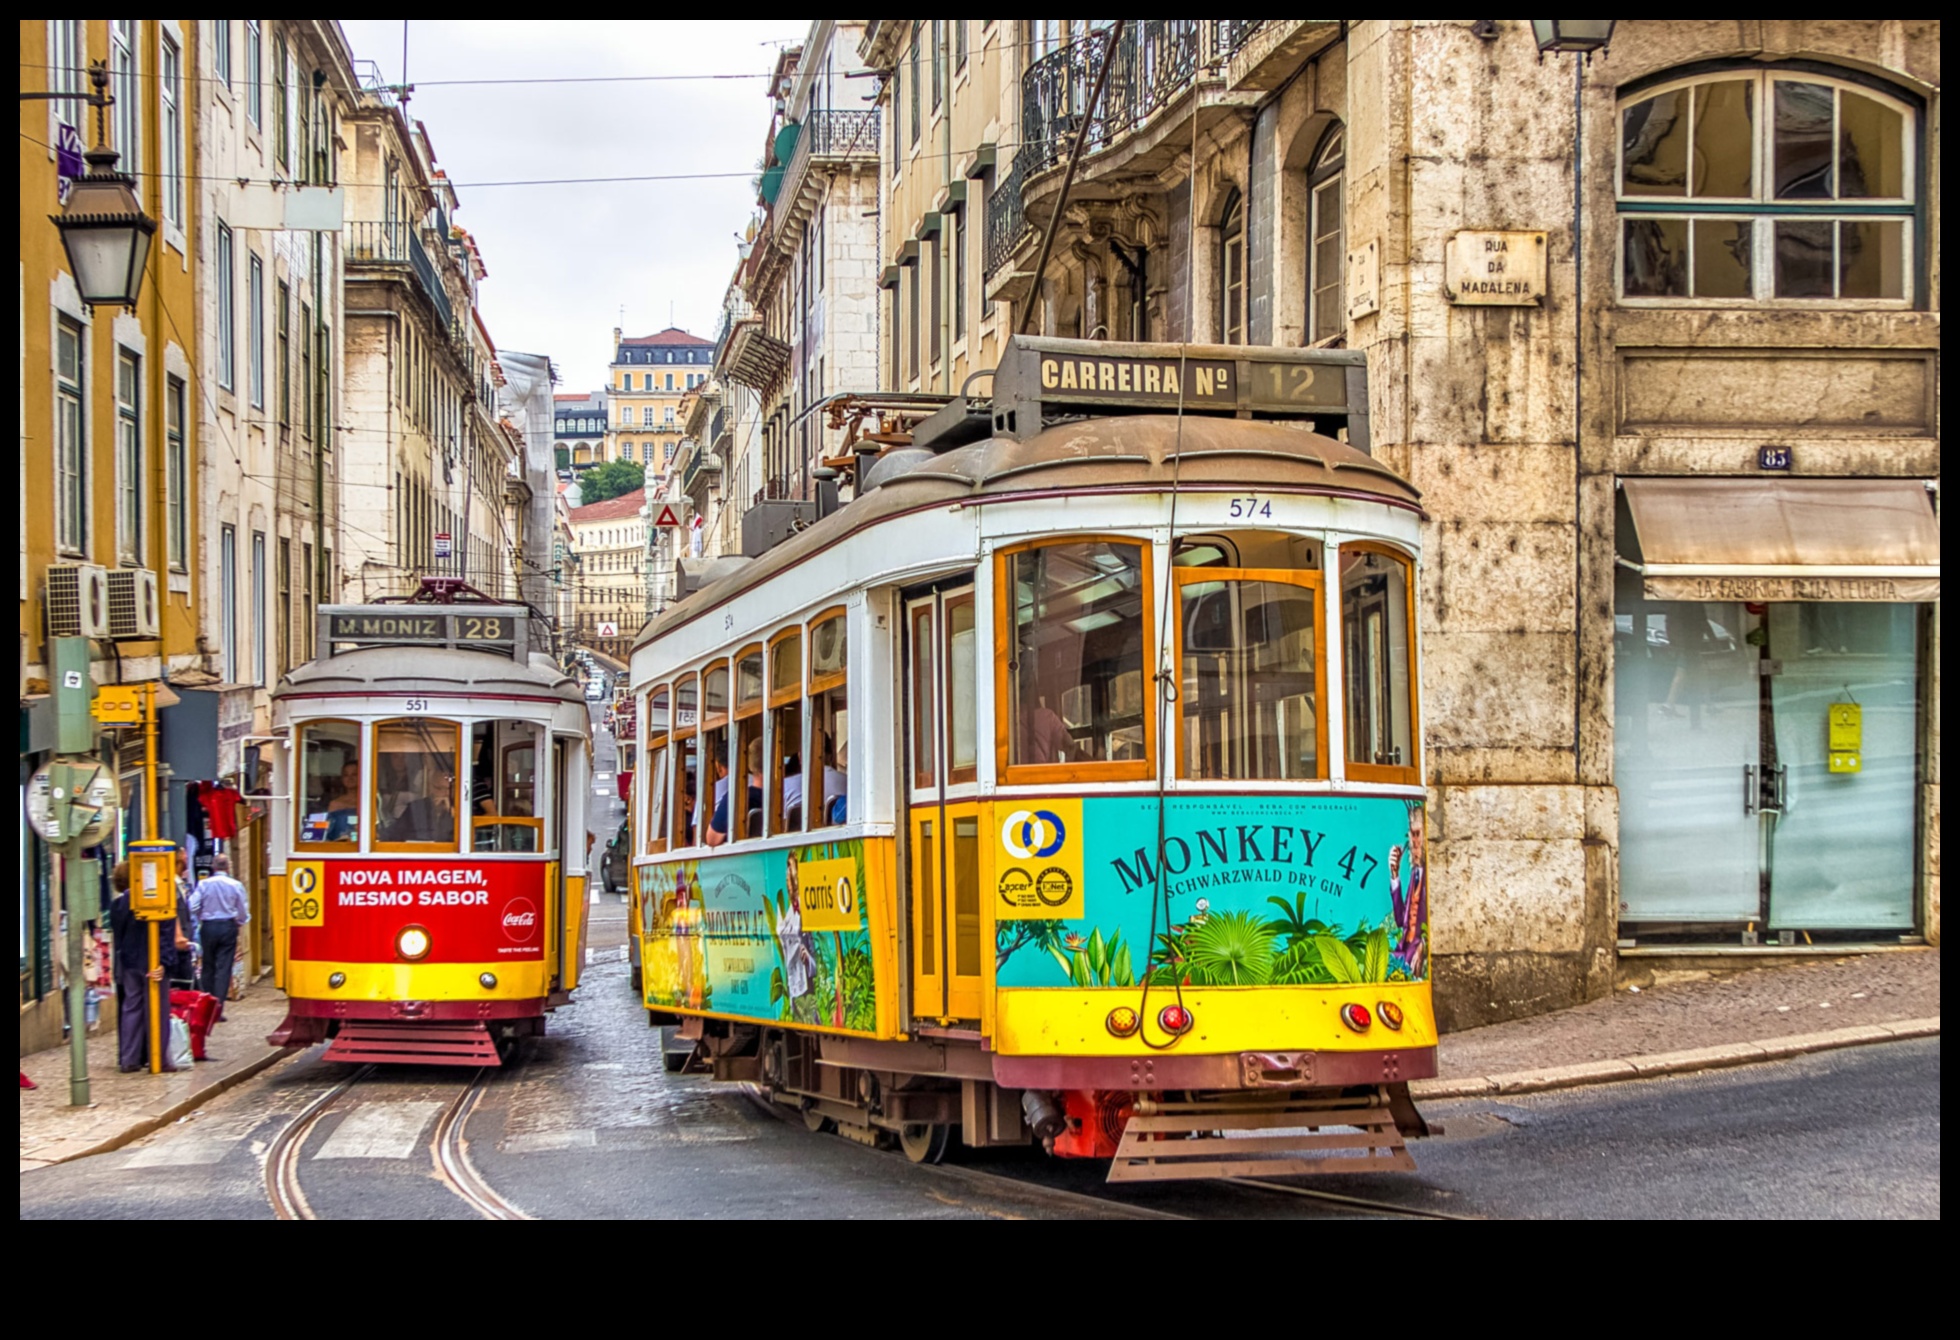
top-left (1621, 478), bottom-right (1940, 602)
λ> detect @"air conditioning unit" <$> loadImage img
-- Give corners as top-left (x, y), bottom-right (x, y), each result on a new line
top-left (106, 568), bottom-right (161, 639)
top-left (45, 563), bottom-right (111, 638)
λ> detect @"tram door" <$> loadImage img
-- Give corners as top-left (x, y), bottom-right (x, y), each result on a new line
top-left (904, 585), bottom-right (982, 1023)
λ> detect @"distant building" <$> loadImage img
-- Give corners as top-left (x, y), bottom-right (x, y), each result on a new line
top-left (552, 388), bottom-right (608, 471)
top-left (609, 328), bottom-right (712, 478)
top-left (568, 485), bottom-right (649, 663)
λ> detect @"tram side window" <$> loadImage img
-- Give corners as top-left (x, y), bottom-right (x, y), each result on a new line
top-left (373, 719), bottom-right (461, 849)
top-left (700, 661), bottom-right (734, 847)
top-left (297, 719), bottom-right (363, 848)
top-left (1179, 574), bottom-right (1321, 780)
top-left (1004, 541), bottom-right (1148, 774)
top-left (808, 611), bottom-right (849, 827)
top-left (646, 684), bottom-right (670, 855)
top-left (672, 675), bottom-right (699, 849)
top-left (769, 631), bottom-right (803, 833)
top-left (733, 645), bottom-right (764, 842)
top-left (1341, 546), bottom-right (1417, 781)
top-left (469, 720), bottom-right (542, 853)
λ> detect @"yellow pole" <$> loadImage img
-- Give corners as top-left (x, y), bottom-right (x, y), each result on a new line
top-left (144, 683), bottom-right (162, 1075)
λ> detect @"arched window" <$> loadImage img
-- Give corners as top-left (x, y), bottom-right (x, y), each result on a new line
top-left (1306, 124), bottom-right (1345, 343)
top-left (1618, 68), bottom-right (1915, 302)
top-left (1218, 188), bottom-right (1246, 344)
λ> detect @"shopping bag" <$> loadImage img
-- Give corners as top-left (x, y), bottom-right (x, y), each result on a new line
top-left (168, 1016), bottom-right (194, 1070)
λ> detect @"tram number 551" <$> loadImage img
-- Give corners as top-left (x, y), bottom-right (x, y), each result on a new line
top-left (1227, 496), bottom-right (1273, 520)
top-left (403, 697), bottom-right (431, 712)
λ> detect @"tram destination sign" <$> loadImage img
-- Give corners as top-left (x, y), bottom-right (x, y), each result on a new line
top-left (323, 607), bottom-right (527, 655)
top-left (992, 335), bottom-right (1369, 449)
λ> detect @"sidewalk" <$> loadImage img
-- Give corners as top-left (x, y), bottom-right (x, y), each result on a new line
top-left (1414, 947), bottom-right (1940, 1100)
top-left (19, 983), bottom-right (295, 1171)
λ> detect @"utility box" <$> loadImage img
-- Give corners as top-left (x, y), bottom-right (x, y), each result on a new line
top-left (741, 501), bottom-right (818, 558)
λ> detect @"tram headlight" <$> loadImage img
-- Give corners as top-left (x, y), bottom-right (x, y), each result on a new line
top-left (327, 971), bottom-right (346, 990)
top-left (479, 972), bottom-right (498, 990)
top-left (1339, 1002), bottom-right (1372, 1033)
top-left (396, 925), bottom-right (431, 962)
top-left (1377, 1000), bottom-right (1404, 1031)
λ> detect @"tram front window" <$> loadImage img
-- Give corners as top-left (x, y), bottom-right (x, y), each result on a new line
top-left (1179, 576), bottom-right (1321, 780)
top-left (373, 719), bottom-right (461, 849)
top-left (1006, 541), bottom-right (1147, 770)
top-left (1341, 546), bottom-right (1417, 781)
top-left (297, 719), bottom-right (362, 848)
top-left (469, 720), bottom-right (542, 852)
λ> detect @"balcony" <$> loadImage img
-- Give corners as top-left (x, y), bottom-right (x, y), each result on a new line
top-left (990, 21), bottom-right (1323, 286)
top-left (346, 219), bottom-right (455, 329)
top-left (719, 312), bottom-right (791, 392)
top-left (776, 109), bottom-right (879, 227)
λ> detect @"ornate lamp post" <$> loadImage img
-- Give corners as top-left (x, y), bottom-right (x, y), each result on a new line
top-left (25, 60), bottom-right (157, 309)
top-left (1530, 21), bottom-right (1617, 59)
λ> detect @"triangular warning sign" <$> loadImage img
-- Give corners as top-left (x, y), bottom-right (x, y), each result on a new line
top-left (654, 505), bottom-right (682, 527)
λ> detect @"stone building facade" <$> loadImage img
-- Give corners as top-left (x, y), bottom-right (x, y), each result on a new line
top-left (923, 19), bottom-right (1941, 1026)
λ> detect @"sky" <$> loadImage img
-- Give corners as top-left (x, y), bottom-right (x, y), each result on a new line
top-left (339, 20), bottom-right (811, 394)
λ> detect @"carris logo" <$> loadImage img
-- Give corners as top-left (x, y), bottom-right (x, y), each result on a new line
top-left (500, 898), bottom-right (539, 943)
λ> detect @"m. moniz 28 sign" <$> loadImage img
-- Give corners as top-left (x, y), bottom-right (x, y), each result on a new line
top-left (325, 610), bottom-right (519, 645)
top-left (991, 335), bottom-right (1368, 444)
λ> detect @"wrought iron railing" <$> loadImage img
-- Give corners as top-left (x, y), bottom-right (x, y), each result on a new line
top-left (345, 219), bottom-right (454, 329)
top-left (803, 108), bottom-right (880, 158)
top-left (1018, 21), bottom-right (1267, 178)
top-left (984, 151), bottom-right (1029, 280)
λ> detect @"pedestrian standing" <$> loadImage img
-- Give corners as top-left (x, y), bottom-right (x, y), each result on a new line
top-left (191, 854), bottom-right (251, 1009)
top-left (173, 848), bottom-right (201, 989)
top-left (108, 862), bottom-right (186, 1072)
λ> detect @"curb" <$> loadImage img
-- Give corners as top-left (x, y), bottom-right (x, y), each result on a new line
top-left (1411, 1015), bottom-right (1940, 1101)
top-left (20, 1045), bottom-right (301, 1170)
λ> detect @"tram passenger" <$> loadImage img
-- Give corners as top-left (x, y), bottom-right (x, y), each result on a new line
top-left (1020, 689), bottom-right (1075, 765)
top-left (324, 761), bottom-right (361, 842)
top-left (825, 738), bottom-right (848, 826)
top-left (384, 768), bottom-right (457, 845)
top-left (707, 740), bottom-right (765, 847)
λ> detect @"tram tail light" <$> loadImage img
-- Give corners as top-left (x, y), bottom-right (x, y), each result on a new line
top-left (396, 926), bottom-right (431, 961)
top-left (1105, 1006), bottom-right (1139, 1038)
top-left (1157, 1004), bottom-right (1193, 1036)
top-left (1377, 1000), bottom-right (1404, 1031)
top-left (1340, 1002), bottom-right (1372, 1033)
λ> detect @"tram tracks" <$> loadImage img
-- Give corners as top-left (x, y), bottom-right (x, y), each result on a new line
top-left (265, 1064), bottom-right (529, 1221)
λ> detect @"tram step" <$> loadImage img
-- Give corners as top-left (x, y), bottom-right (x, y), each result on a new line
top-left (1108, 1088), bottom-right (1417, 1182)
top-left (323, 1022), bottom-right (503, 1068)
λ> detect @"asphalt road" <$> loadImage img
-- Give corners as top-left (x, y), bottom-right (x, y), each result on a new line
top-left (16, 714), bottom-right (1942, 1219)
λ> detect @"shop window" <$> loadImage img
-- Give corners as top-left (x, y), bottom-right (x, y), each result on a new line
top-left (1000, 540), bottom-right (1151, 781)
top-left (469, 720), bottom-right (542, 852)
top-left (1306, 124), bottom-right (1345, 343)
top-left (769, 629), bottom-right (804, 834)
top-left (808, 611), bottom-right (849, 827)
top-left (1340, 545), bottom-right (1418, 784)
top-left (1178, 571), bottom-right (1322, 781)
top-left (372, 719), bottom-right (461, 850)
top-left (296, 719), bottom-right (363, 849)
top-left (1618, 68), bottom-right (1915, 302)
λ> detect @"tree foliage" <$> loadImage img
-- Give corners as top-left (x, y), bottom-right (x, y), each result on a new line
top-left (578, 458), bottom-right (645, 505)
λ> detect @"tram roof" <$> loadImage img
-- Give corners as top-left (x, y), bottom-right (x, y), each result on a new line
top-left (635, 413), bottom-right (1419, 652)
top-left (272, 645), bottom-right (584, 704)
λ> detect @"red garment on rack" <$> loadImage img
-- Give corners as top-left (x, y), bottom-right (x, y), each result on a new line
top-left (204, 784), bottom-right (244, 839)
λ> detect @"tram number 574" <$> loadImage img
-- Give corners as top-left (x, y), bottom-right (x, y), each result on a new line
top-left (1227, 496), bottom-right (1274, 520)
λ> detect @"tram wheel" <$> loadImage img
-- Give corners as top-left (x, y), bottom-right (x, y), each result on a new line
top-left (802, 1103), bottom-right (832, 1134)
top-left (898, 1121), bottom-right (952, 1165)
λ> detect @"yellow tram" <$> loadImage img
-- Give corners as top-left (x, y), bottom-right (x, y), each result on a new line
top-left (265, 582), bottom-right (593, 1066)
top-left (629, 338), bottom-right (1432, 1177)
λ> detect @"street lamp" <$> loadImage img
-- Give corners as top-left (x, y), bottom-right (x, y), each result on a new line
top-left (25, 61), bottom-right (156, 309)
top-left (1530, 21), bottom-right (1616, 59)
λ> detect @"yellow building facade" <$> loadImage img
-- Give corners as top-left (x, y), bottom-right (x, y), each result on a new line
top-left (607, 327), bottom-right (711, 478)
top-left (20, 20), bottom-right (208, 1049)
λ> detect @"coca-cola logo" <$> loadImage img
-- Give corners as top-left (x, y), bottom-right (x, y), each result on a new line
top-left (500, 897), bottom-right (539, 943)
